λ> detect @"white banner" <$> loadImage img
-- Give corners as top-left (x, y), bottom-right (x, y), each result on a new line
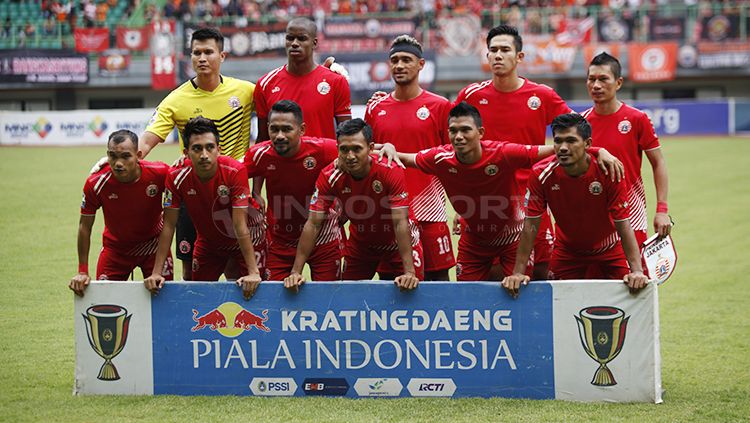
top-left (0, 109), bottom-right (153, 146)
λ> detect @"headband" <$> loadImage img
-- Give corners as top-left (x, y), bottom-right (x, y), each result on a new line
top-left (389, 43), bottom-right (423, 59)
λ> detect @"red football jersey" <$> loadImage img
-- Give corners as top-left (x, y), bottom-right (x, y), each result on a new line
top-left (244, 137), bottom-right (340, 247)
top-left (456, 78), bottom-right (571, 192)
top-left (254, 65), bottom-right (351, 139)
top-left (527, 154), bottom-right (630, 255)
top-left (415, 141), bottom-right (539, 244)
top-left (164, 156), bottom-right (264, 249)
top-left (581, 103), bottom-right (660, 232)
top-left (311, 157), bottom-right (419, 248)
top-left (81, 161), bottom-right (169, 255)
top-left (365, 90), bottom-right (450, 223)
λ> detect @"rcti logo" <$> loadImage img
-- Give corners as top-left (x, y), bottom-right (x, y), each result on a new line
top-left (191, 302), bottom-right (270, 337)
top-left (33, 117), bottom-right (53, 138)
top-left (89, 116), bottom-right (109, 137)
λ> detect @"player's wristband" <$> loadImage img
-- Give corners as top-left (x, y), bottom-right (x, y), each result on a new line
top-left (78, 263), bottom-right (89, 274)
top-left (656, 202), bottom-right (669, 214)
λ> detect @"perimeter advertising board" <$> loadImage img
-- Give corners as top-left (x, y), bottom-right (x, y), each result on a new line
top-left (74, 281), bottom-right (662, 402)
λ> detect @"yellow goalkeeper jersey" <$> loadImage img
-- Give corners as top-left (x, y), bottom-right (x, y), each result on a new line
top-left (145, 75), bottom-right (255, 160)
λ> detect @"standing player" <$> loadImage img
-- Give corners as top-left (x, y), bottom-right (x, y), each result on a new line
top-left (378, 103), bottom-right (622, 281)
top-left (70, 130), bottom-right (173, 296)
top-left (502, 114), bottom-right (648, 298)
top-left (454, 25), bottom-right (572, 280)
top-left (365, 35), bottom-right (455, 281)
top-left (144, 118), bottom-right (264, 299)
top-left (139, 27), bottom-right (257, 280)
top-left (284, 119), bottom-right (421, 291)
top-left (244, 100), bottom-right (342, 281)
top-left (254, 17), bottom-right (351, 141)
top-left (582, 52), bottom-right (671, 246)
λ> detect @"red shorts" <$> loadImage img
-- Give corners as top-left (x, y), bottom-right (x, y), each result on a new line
top-left (191, 239), bottom-right (268, 281)
top-left (456, 233), bottom-right (517, 281)
top-left (533, 211), bottom-right (554, 265)
top-left (549, 244), bottom-right (630, 280)
top-left (343, 241), bottom-right (424, 280)
top-left (267, 239), bottom-right (342, 281)
top-left (416, 221), bottom-right (456, 272)
top-left (96, 246), bottom-right (173, 281)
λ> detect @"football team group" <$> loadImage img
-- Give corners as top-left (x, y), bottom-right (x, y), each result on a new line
top-left (68, 17), bottom-right (672, 300)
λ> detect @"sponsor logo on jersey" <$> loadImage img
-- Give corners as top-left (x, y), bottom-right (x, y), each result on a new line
top-left (589, 181), bottom-right (603, 195)
top-left (271, 86), bottom-right (280, 94)
top-left (372, 180), bottom-right (383, 193)
top-left (163, 188), bottom-right (172, 207)
top-left (449, 167), bottom-right (457, 174)
top-left (303, 156), bottom-right (317, 170)
top-left (317, 81), bottom-right (331, 95)
top-left (378, 110), bottom-right (386, 116)
top-left (527, 95), bottom-right (541, 110)
top-left (187, 189), bottom-right (197, 196)
top-left (618, 119), bottom-right (632, 134)
top-left (416, 106), bottom-right (430, 120)
top-left (267, 164), bottom-right (276, 171)
top-left (485, 164), bottom-right (499, 176)
top-left (249, 378), bottom-right (297, 396)
top-left (342, 187), bottom-right (351, 193)
top-left (108, 193), bottom-right (119, 200)
top-left (479, 98), bottom-right (488, 105)
top-left (303, 378), bottom-right (349, 396)
top-left (310, 188), bottom-right (319, 205)
top-left (228, 96), bottom-right (241, 109)
top-left (406, 378), bottom-right (457, 397)
top-left (551, 184), bottom-right (560, 191)
top-left (146, 184), bottom-right (158, 197)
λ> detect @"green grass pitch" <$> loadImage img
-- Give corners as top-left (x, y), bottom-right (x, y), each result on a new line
top-left (0, 136), bottom-right (748, 421)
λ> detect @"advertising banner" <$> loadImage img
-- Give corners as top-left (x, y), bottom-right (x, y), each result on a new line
top-left (0, 109), bottom-right (152, 145)
top-left (0, 49), bottom-right (88, 84)
top-left (627, 42), bottom-right (678, 82)
top-left (184, 23), bottom-right (287, 58)
top-left (649, 17), bottom-right (685, 41)
top-left (570, 100), bottom-right (731, 135)
top-left (517, 35), bottom-right (577, 75)
top-left (74, 28), bottom-right (110, 53)
top-left (318, 16), bottom-right (419, 53)
top-left (597, 16), bottom-right (634, 43)
top-left (322, 51), bottom-right (436, 101)
top-left (700, 14), bottom-right (742, 41)
top-left (678, 42), bottom-right (750, 70)
top-left (74, 281), bottom-right (662, 402)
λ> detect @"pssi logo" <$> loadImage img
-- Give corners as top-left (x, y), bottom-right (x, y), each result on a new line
top-left (249, 377), bottom-right (297, 396)
top-left (191, 302), bottom-right (270, 337)
top-left (33, 118), bottom-right (53, 138)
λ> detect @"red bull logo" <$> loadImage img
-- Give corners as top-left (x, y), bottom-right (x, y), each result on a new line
top-left (191, 302), bottom-right (270, 338)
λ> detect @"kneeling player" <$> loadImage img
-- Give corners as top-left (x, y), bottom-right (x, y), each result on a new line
top-left (70, 130), bottom-right (173, 296)
top-left (284, 119), bottom-right (421, 291)
top-left (144, 117), bottom-right (265, 299)
top-left (502, 113), bottom-right (648, 297)
top-left (244, 100), bottom-right (342, 281)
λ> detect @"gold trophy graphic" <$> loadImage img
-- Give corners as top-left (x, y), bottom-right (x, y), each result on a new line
top-left (82, 304), bottom-right (132, 381)
top-left (575, 306), bottom-right (629, 386)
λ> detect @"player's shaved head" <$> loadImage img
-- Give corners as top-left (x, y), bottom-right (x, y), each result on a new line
top-left (336, 118), bottom-right (372, 143)
top-left (108, 129), bottom-right (138, 149)
top-left (183, 116), bottom-right (220, 147)
top-left (551, 113), bottom-right (592, 140)
top-left (270, 100), bottom-right (304, 125)
top-left (287, 18), bottom-right (317, 37)
top-left (589, 52), bottom-right (622, 80)
top-left (191, 27), bottom-right (224, 50)
top-left (449, 102), bottom-right (483, 127)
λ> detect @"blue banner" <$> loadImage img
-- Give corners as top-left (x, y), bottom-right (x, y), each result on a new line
top-left (569, 100), bottom-right (730, 136)
top-left (151, 282), bottom-right (554, 398)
